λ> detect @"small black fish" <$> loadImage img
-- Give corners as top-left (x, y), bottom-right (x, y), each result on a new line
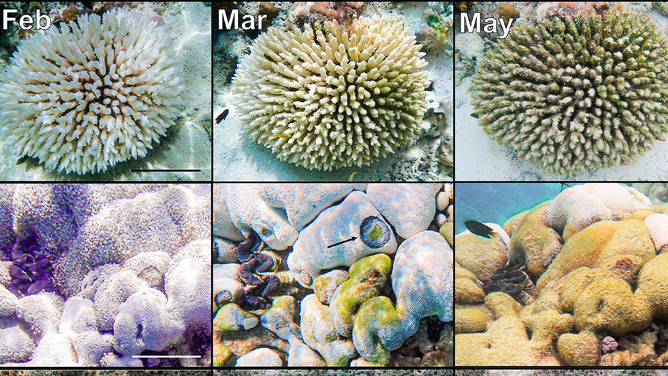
top-left (16, 155), bottom-right (29, 165)
top-left (470, 112), bottom-right (479, 119)
top-left (464, 220), bottom-right (495, 239)
top-left (215, 109), bottom-right (229, 124)
top-left (560, 183), bottom-right (572, 192)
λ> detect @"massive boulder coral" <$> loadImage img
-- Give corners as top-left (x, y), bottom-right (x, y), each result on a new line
top-left (454, 182), bottom-right (668, 366)
top-left (300, 294), bottom-right (357, 366)
top-left (472, 11), bottom-right (668, 175)
top-left (455, 292), bottom-right (573, 366)
top-left (287, 191), bottom-right (397, 287)
top-left (217, 184), bottom-right (299, 250)
top-left (367, 183), bottom-right (441, 238)
top-left (547, 183), bottom-right (651, 240)
top-left (214, 183), bottom-right (453, 366)
top-left (0, 9), bottom-right (184, 175)
top-left (259, 183), bottom-right (366, 230)
top-left (0, 184), bottom-right (211, 366)
top-left (353, 231), bottom-right (453, 364)
top-left (55, 185), bottom-right (209, 297)
top-left (536, 218), bottom-right (655, 293)
top-left (232, 15), bottom-right (430, 170)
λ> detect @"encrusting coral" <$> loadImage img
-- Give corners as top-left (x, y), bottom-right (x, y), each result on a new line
top-left (472, 11), bottom-right (668, 175)
top-left (0, 9), bottom-right (184, 175)
top-left (232, 15), bottom-right (429, 170)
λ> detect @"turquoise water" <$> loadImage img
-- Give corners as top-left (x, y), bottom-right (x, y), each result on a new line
top-left (454, 183), bottom-right (577, 234)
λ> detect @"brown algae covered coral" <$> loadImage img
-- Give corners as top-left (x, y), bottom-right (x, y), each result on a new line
top-left (231, 14), bottom-right (430, 171)
top-left (454, 183), bottom-right (668, 366)
top-left (472, 10), bottom-right (668, 176)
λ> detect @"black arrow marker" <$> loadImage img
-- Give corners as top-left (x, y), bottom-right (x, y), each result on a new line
top-left (327, 236), bottom-right (356, 248)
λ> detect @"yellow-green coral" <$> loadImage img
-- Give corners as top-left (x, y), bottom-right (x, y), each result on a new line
top-left (352, 296), bottom-right (403, 365)
top-left (454, 262), bottom-right (485, 304)
top-left (557, 330), bottom-right (599, 366)
top-left (536, 218), bottom-right (655, 293)
top-left (440, 221), bottom-right (453, 247)
top-left (330, 254), bottom-right (392, 337)
top-left (473, 12), bottom-right (668, 175)
top-left (508, 201), bottom-right (563, 277)
top-left (455, 308), bottom-right (487, 333)
top-left (455, 292), bottom-right (572, 366)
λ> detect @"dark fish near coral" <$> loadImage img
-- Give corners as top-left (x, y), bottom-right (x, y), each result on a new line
top-left (560, 183), bottom-right (572, 192)
top-left (215, 109), bottom-right (229, 124)
top-left (16, 155), bottom-right (30, 165)
top-left (470, 112), bottom-right (479, 119)
top-left (464, 220), bottom-right (496, 239)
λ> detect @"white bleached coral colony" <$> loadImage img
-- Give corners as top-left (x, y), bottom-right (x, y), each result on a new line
top-left (213, 183), bottom-right (453, 366)
top-left (0, 184), bottom-right (210, 366)
top-left (0, 9), bottom-right (184, 175)
top-left (232, 16), bottom-right (430, 170)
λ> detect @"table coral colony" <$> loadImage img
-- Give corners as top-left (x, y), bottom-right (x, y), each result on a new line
top-left (454, 183), bottom-right (668, 366)
top-left (213, 183), bottom-right (454, 367)
top-left (0, 184), bottom-right (211, 366)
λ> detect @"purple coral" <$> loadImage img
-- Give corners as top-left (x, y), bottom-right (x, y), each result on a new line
top-left (601, 335), bottom-right (618, 353)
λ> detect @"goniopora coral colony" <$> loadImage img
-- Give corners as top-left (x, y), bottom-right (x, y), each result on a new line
top-left (471, 4), bottom-right (668, 175)
top-left (0, 5), bottom-right (183, 175)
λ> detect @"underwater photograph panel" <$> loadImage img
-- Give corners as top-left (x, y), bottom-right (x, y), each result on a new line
top-left (455, 2), bottom-right (668, 180)
top-left (454, 182), bottom-right (668, 366)
top-left (213, 183), bottom-right (453, 366)
top-left (0, 2), bottom-right (212, 181)
top-left (213, 2), bottom-right (452, 182)
top-left (0, 184), bottom-right (211, 366)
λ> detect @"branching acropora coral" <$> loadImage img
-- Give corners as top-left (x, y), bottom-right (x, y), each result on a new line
top-left (473, 11), bottom-right (668, 175)
top-left (0, 9), bottom-right (184, 175)
top-left (232, 15), bottom-right (429, 170)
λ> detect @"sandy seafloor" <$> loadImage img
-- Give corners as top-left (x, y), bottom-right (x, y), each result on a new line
top-left (0, 2), bottom-right (212, 181)
top-left (213, 2), bottom-right (453, 182)
top-left (455, 3), bottom-right (668, 181)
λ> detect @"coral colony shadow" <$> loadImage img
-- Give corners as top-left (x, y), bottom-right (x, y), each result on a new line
top-left (0, 184), bottom-right (212, 366)
top-left (454, 182), bottom-right (668, 366)
top-left (0, 2), bottom-right (212, 181)
top-left (213, 183), bottom-right (453, 366)
top-left (213, 2), bottom-right (453, 182)
top-left (455, 2), bottom-right (668, 181)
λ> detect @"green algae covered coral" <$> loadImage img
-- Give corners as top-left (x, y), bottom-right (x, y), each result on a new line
top-left (472, 11), bottom-right (668, 175)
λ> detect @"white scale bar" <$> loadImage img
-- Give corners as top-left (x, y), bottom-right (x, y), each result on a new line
top-left (132, 355), bottom-right (201, 358)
